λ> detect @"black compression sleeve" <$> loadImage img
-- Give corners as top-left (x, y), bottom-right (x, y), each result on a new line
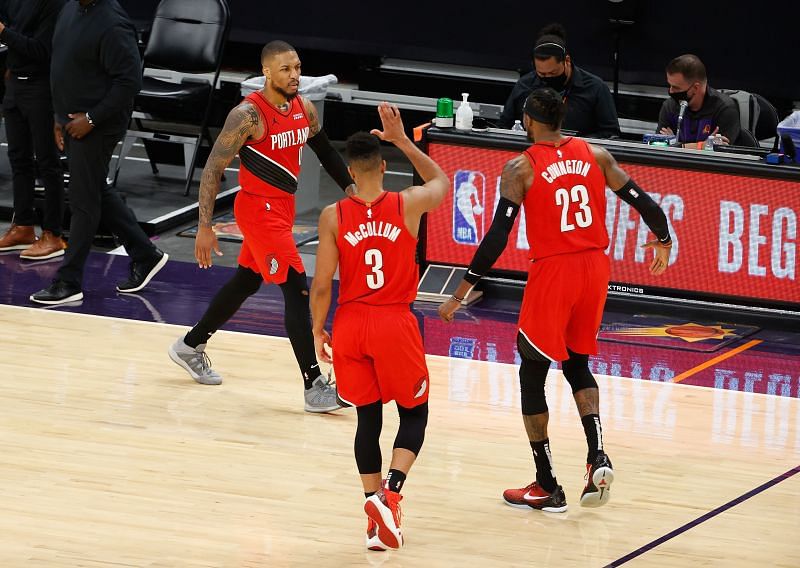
top-left (464, 197), bottom-right (520, 284)
top-left (306, 130), bottom-right (354, 191)
top-left (615, 178), bottom-right (672, 244)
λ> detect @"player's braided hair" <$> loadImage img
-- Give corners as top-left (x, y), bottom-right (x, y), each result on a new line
top-left (523, 87), bottom-right (567, 130)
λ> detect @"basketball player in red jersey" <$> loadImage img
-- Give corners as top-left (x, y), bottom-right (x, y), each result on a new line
top-left (168, 41), bottom-right (356, 413)
top-left (310, 103), bottom-right (448, 550)
top-left (440, 88), bottom-right (674, 512)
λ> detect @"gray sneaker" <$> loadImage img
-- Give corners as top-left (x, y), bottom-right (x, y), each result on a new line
top-left (168, 338), bottom-right (223, 385)
top-left (304, 374), bottom-right (344, 413)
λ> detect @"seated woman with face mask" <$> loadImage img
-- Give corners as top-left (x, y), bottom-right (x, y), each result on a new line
top-left (498, 23), bottom-right (621, 139)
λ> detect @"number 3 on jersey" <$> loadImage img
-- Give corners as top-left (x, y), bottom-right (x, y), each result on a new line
top-left (555, 184), bottom-right (593, 232)
top-left (365, 248), bottom-right (385, 289)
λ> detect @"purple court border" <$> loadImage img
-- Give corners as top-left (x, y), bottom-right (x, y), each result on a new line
top-left (604, 464), bottom-right (800, 567)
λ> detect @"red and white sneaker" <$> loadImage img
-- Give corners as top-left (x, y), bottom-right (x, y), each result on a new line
top-left (365, 517), bottom-right (388, 551)
top-left (502, 481), bottom-right (568, 513)
top-left (580, 451), bottom-right (614, 507)
top-left (364, 488), bottom-right (403, 549)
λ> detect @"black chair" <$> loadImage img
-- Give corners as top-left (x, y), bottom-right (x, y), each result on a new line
top-left (752, 93), bottom-right (780, 151)
top-left (720, 88), bottom-right (782, 149)
top-left (113, 0), bottom-right (231, 196)
top-left (734, 128), bottom-right (759, 148)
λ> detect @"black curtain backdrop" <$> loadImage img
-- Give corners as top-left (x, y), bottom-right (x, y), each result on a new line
top-left (120, 0), bottom-right (799, 101)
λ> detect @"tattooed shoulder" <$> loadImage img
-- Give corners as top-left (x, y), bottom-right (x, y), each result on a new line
top-left (301, 96), bottom-right (321, 136)
top-left (499, 154), bottom-right (531, 204)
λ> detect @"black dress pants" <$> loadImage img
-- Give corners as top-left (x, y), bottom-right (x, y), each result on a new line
top-left (55, 127), bottom-right (156, 287)
top-left (3, 76), bottom-right (64, 234)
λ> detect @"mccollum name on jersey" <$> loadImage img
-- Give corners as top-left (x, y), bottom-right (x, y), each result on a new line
top-left (343, 221), bottom-right (402, 247)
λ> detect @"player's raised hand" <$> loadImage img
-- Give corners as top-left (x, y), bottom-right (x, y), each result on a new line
top-left (642, 239), bottom-right (672, 275)
top-left (370, 102), bottom-right (406, 144)
top-left (195, 225), bottom-right (223, 269)
top-left (314, 329), bottom-right (333, 364)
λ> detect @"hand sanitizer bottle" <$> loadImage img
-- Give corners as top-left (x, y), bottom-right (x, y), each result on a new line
top-left (455, 92), bottom-right (473, 131)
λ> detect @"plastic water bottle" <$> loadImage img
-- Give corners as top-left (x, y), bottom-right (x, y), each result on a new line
top-left (703, 133), bottom-right (720, 151)
top-left (512, 120), bottom-right (525, 132)
top-left (455, 93), bottom-right (473, 131)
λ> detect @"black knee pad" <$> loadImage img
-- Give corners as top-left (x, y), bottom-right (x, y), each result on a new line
top-left (562, 350), bottom-right (597, 393)
top-left (355, 401), bottom-right (383, 474)
top-left (519, 356), bottom-right (551, 415)
top-left (394, 402), bottom-right (428, 455)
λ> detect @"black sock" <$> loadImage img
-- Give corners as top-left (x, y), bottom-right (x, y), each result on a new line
top-left (385, 469), bottom-right (407, 493)
top-left (302, 364), bottom-right (321, 390)
top-left (279, 269), bottom-right (320, 391)
top-left (530, 439), bottom-right (558, 493)
top-left (184, 329), bottom-right (214, 349)
top-left (581, 414), bottom-right (604, 464)
top-left (364, 491), bottom-right (376, 499)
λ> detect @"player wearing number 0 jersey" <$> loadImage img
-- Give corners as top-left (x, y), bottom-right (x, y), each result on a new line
top-left (440, 88), bottom-right (675, 515)
top-left (168, 41), bottom-right (358, 414)
top-left (311, 103), bottom-right (449, 551)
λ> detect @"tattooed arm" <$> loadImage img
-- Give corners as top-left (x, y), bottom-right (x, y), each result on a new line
top-left (301, 95), bottom-right (355, 194)
top-left (300, 95), bottom-right (321, 137)
top-left (195, 101), bottom-right (260, 268)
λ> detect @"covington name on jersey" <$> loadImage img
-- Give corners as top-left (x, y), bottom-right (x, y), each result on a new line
top-left (541, 159), bottom-right (592, 184)
top-left (343, 221), bottom-right (402, 247)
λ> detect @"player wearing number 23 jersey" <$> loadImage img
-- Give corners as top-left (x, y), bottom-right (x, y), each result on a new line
top-left (518, 136), bottom-right (610, 361)
top-left (439, 88), bottom-right (673, 516)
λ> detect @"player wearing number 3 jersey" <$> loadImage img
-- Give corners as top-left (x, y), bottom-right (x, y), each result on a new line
top-left (440, 88), bottom-right (674, 515)
top-left (310, 102), bottom-right (449, 551)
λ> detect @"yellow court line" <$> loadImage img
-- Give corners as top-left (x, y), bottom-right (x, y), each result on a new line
top-left (672, 339), bottom-right (764, 383)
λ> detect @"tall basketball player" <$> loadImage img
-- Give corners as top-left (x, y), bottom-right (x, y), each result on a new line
top-left (439, 88), bottom-right (674, 512)
top-left (310, 103), bottom-right (449, 550)
top-left (168, 41), bottom-right (355, 413)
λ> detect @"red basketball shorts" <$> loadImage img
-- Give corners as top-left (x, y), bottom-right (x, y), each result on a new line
top-left (518, 248), bottom-right (610, 361)
top-left (332, 303), bottom-right (429, 408)
top-left (234, 191), bottom-right (304, 284)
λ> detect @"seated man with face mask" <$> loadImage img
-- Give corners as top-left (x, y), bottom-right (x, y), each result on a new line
top-left (498, 23), bottom-right (620, 139)
top-left (657, 54), bottom-right (740, 147)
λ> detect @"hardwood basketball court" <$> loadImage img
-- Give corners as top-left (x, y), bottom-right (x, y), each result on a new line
top-left (1, 304), bottom-right (797, 567)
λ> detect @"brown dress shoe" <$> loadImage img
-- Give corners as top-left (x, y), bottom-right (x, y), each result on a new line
top-left (0, 224), bottom-right (36, 251)
top-left (20, 230), bottom-right (67, 260)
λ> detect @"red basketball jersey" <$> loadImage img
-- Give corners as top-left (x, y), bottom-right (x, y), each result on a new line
top-left (522, 137), bottom-right (609, 260)
top-left (336, 192), bottom-right (418, 306)
top-left (238, 92), bottom-right (310, 198)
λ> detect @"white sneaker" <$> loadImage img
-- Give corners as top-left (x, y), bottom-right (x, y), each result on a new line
top-left (168, 338), bottom-right (223, 385)
top-left (303, 374), bottom-right (343, 413)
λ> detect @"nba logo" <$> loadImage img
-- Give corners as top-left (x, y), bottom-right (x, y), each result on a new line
top-left (453, 170), bottom-right (486, 245)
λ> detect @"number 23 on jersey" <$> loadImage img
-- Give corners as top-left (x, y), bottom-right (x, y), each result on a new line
top-left (555, 184), bottom-right (593, 232)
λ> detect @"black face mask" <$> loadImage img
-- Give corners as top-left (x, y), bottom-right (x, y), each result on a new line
top-left (669, 88), bottom-right (693, 103)
top-left (540, 73), bottom-right (568, 93)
